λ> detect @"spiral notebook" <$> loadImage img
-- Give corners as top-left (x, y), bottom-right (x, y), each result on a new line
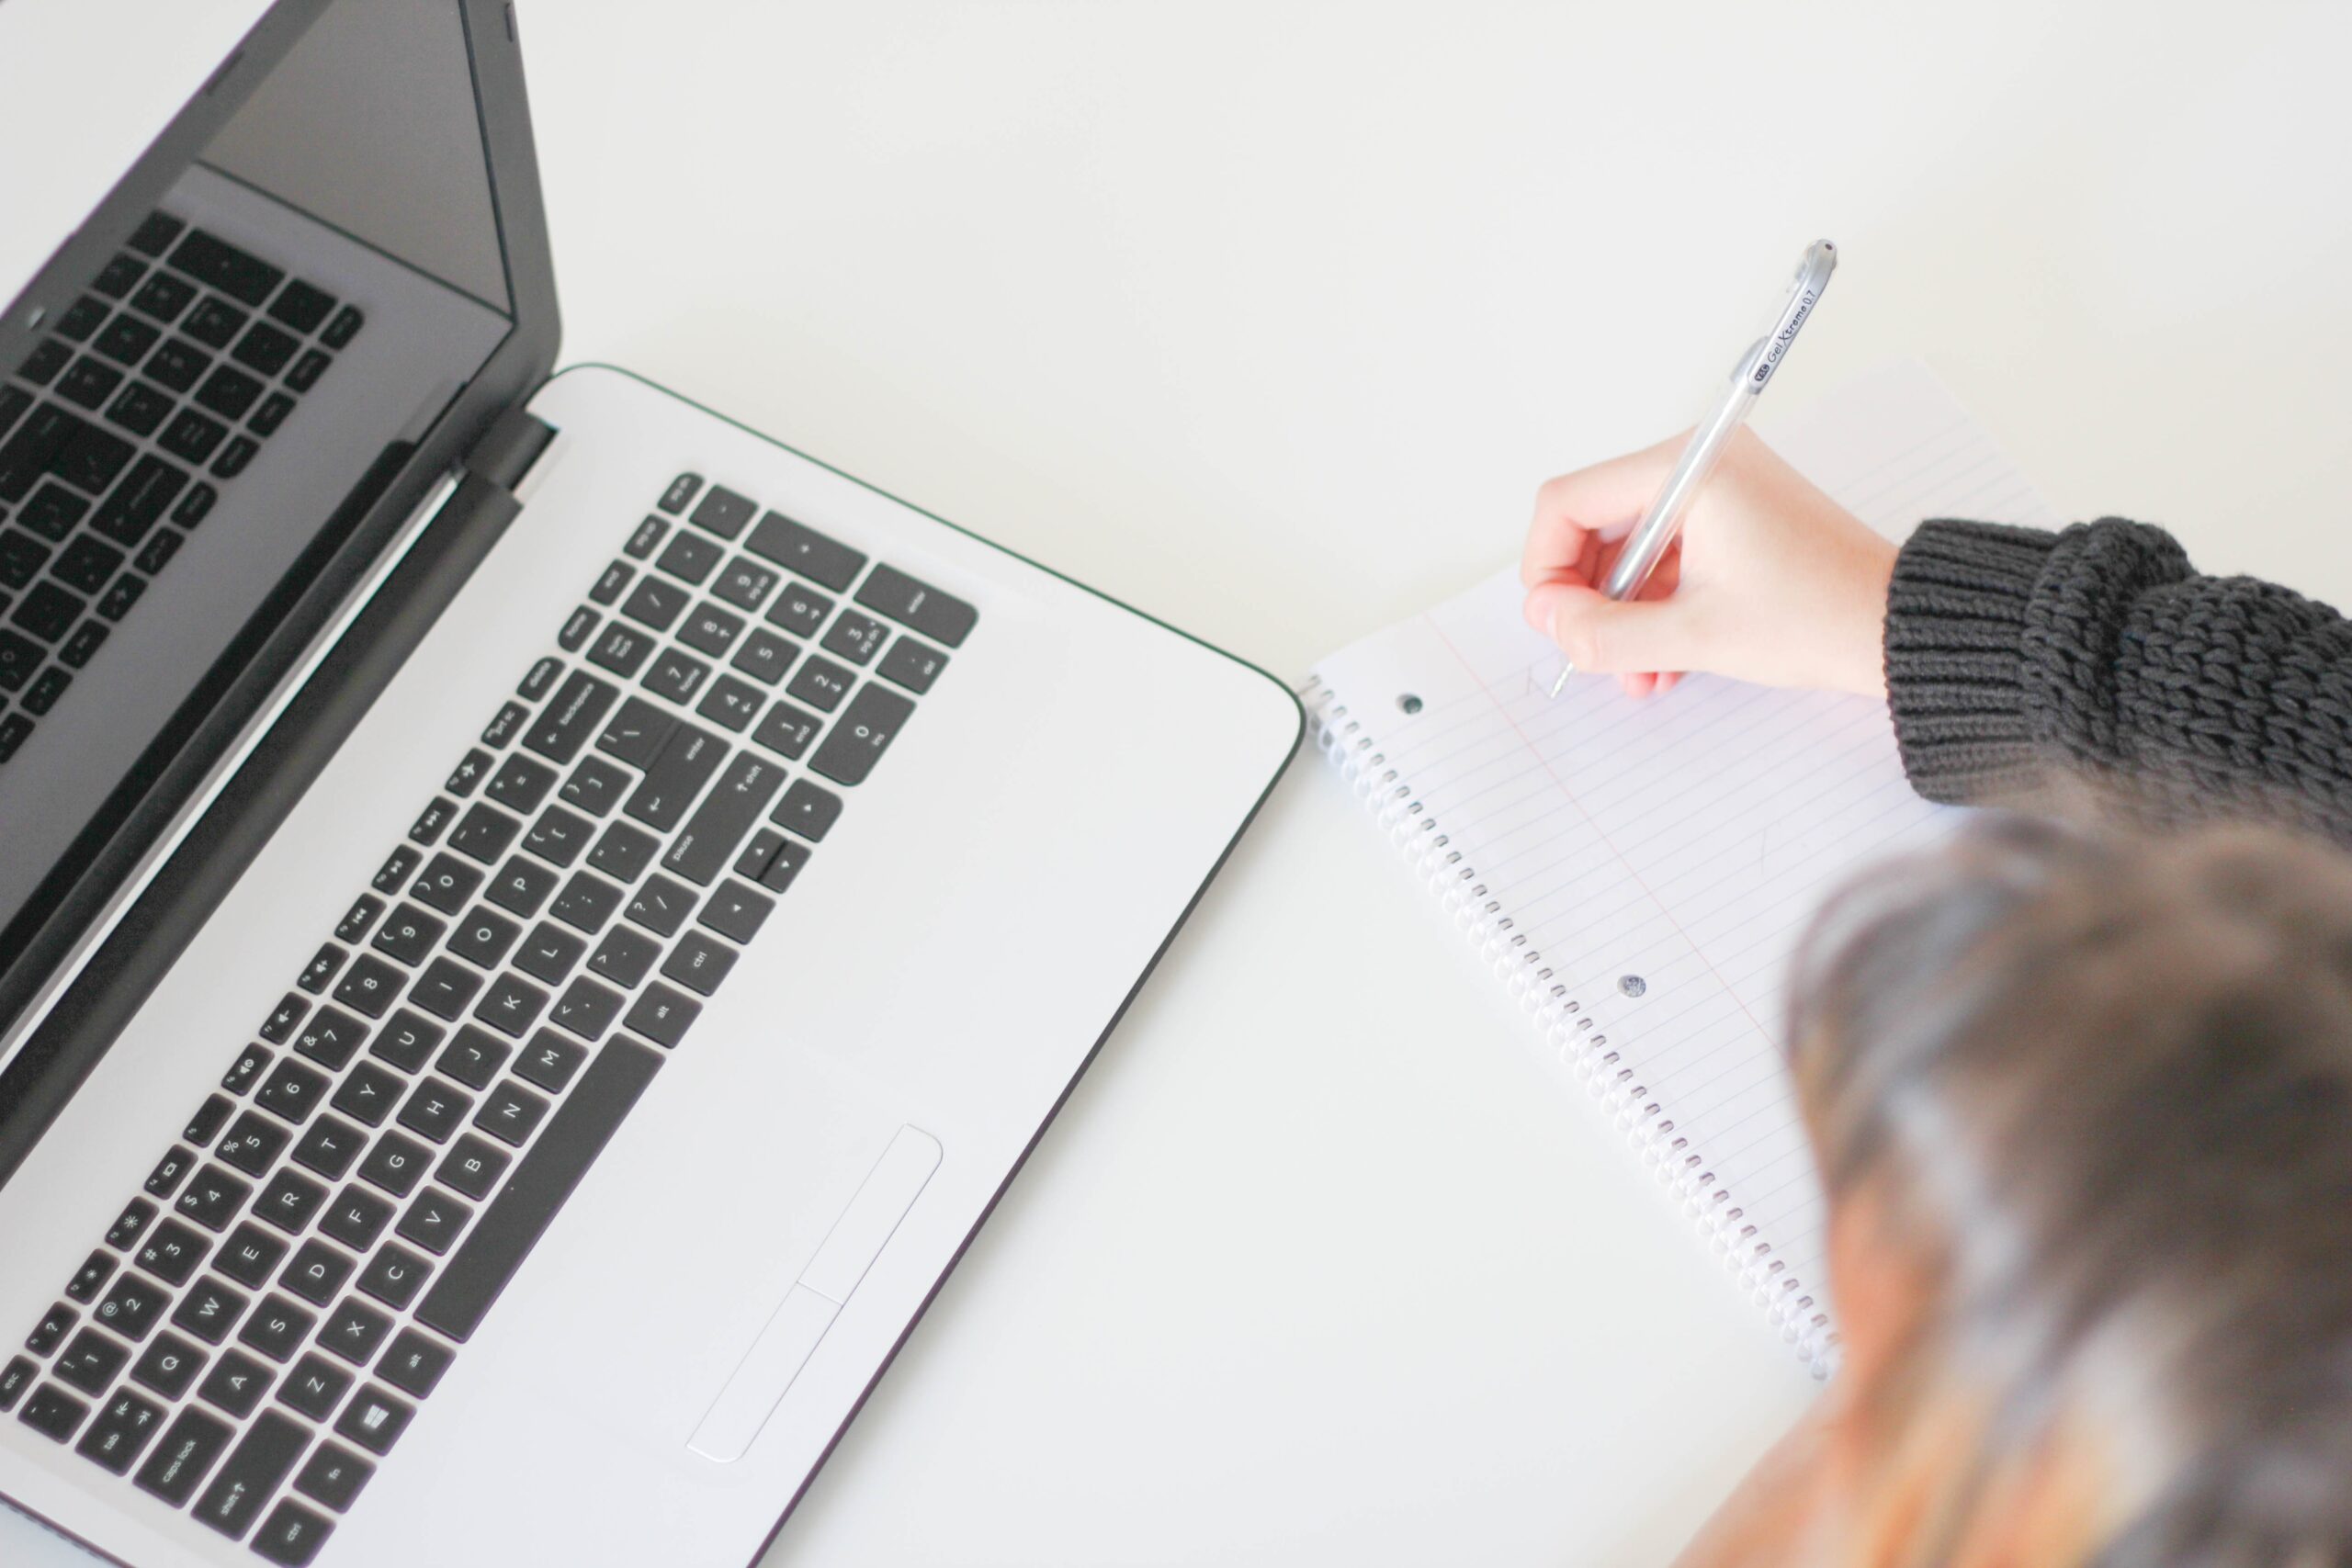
top-left (1303, 362), bottom-right (2058, 1371)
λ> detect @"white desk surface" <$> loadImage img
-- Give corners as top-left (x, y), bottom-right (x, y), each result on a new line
top-left (14, 4), bottom-right (2352, 1565)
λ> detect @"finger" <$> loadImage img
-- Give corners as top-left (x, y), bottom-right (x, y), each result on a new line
top-left (1521, 433), bottom-right (1689, 590)
top-left (1526, 581), bottom-right (1707, 676)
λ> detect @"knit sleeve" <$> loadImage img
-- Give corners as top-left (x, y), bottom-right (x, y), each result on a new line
top-left (1883, 518), bottom-right (2352, 841)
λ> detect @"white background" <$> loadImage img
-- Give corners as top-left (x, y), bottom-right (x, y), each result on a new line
top-left (14, 2), bottom-right (2352, 1564)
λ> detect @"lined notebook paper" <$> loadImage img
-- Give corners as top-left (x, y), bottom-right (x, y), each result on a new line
top-left (1305, 362), bottom-right (2058, 1371)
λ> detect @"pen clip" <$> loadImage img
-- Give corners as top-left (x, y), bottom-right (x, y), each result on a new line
top-left (1743, 239), bottom-right (1837, 395)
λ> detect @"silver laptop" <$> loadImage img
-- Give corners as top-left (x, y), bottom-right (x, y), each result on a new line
top-left (0, 4), bottom-right (1299, 1563)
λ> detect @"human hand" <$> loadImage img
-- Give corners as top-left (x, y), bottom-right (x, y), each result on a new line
top-left (1520, 428), bottom-right (1897, 699)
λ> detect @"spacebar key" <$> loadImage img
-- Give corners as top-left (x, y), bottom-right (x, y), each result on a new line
top-left (413, 1036), bottom-right (663, 1341)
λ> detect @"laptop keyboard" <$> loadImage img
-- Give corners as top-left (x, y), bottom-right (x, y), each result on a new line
top-left (0, 211), bottom-right (364, 764)
top-left (1, 473), bottom-right (971, 1564)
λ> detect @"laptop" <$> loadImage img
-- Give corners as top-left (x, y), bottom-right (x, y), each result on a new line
top-left (0, 4), bottom-right (1301, 1563)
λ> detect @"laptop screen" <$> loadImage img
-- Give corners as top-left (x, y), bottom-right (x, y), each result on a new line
top-left (0, 1), bottom-right (517, 994)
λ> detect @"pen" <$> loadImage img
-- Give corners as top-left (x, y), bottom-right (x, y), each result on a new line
top-left (1545, 239), bottom-right (1838, 698)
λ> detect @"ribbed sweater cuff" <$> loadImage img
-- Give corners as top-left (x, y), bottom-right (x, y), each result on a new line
top-left (1884, 519), bottom-right (2058, 807)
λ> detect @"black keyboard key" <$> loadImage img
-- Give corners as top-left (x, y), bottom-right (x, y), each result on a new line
top-left (56, 297), bottom-right (109, 342)
top-left (855, 561), bottom-right (978, 648)
top-left (331, 1063), bottom-right (404, 1130)
top-left (160, 406), bottom-right (227, 463)
top-left (369, 1010), bottom-right (446, 1074)
top-left (774, 778), bottom-right (842, 840)
top-left (0, 529), bottom-right (48, 589)
top-left (0, 382), bottom-right (24, 435)
top-left (481, 698), bottom-right (528, 748)
top-left (20, 478), bottom-right (88, 539)
top-left (260, 997), bottom-right (307, 1044)
top-left (730, 626), bottom-right (797, 685)
top-left (89, 558), bottom-right (141, 611)
top-left (626, 874), bottom-right (695, 937)
top-left (134, 525), bottom-right (185, 575)
top-left (586, 925), bottom-right (659, 989)
top-left (358, 1132), bottom-right (432, 1199)
top-left (397, 1187), bottom-right (473, 1254)
top-left (333, 953), bottom-right (407, 1017)
top-left (95, 253), bottom-right (147, 298)
top-left (17, 1383), bottom-right (86, 1444)
top-left (279, 1353), bottom-right (352, 1420)
top-left (0, 1357), bottom-right (36, 1412)
top-left (620, 573), bottom-right (689, 634)
top-left (589, 558), bottom-right (634, 605)
top-left (755, 837), bottom-right (811, 895)
top-left (0, 404), bottom-right (76, 503)
top-left (411, 852), bottom-right (484, 915)
top-left (334, 1383), bottom-right (414, 1455)
top-left (55, 1327), bottom-right (130, 1395)
top-left (170, 1279), bottom-right (247, 1346)
top-left (446, 749), bottom-right (494, 800)
top-left (233, 321), bottom-right (299, 376)
top-left (624, 721), bottom-right (728, 832)
top-left (318, 1297), bottom-right (392, 1365)
top-left (285, 348), bottom-right (331, 392)
top-left (255, 1058), bottom-right (331, 1125)
top-left (371, 846), bottom-right (423, 897)
top-left (95, 313), bottom-right (162, 367)
top-left (514, 1031), bottom-right (588, 1095)
top-left (784, 654), bottom-right (854, 713)
top-left (279, 1241), bottom-right (356, 1307)
top-left (135, 1404), bottom-right (234, 1506)
top-left (447, 801), bottom-right (520, 864)
top-left (0, 630), bottom-right (40, 692)
top-left (144, 334), bottom-right (210, 390)
top-left (548, 871), bottom-right (623, 934)
top-left (699, 881), bottom-right (775, 944)
top-left (130, 1332), bottom-right (206, 1399)
top-left (820, 609), bottom-right (888, 665)
top-left (586, 819), bottom-right (660, 884)
top-left (448, 908), bottom-right (521, 971)
top-left (735, 828), bottom-right (784, 883)
top-left (626, 514), bottom-right (670, 559)
top-left (107, 1199), bottom-right (159, 1251)
top-left (409, 796), bottom-right (457, 845)
top-left (472, 1080), bottom-right (550, 1146)
top-left (695, 672), bottom-right (766, 733)
top-left (13, 580), bottom-right (84, 641)
top-left (76, 1388), bottom-right (165, 1474)
top-left (642, 646), bottom-right (709, 705)
top-left (320, 1187), bottom-right (395, 1253)
top-left (435, 1133), bottom-right (512, 1201)
top-left (678, 601), bottom-right (744, 657)
top-left (474, 973), bottom-right (549, 1038)
top-left (15, 341), bottom-right (69, 388)
top-left (134, 1218), bottom-right (210, 1286)
top-left (625, 984), bottom-right (702, 1048)
top-left (254, 1170), bottom-right (329, 1235)
top-left (518, 665), bottom-right (560, 711)
top-left (810, 681), bottom-right (917, 785)
top-left (414, 1037), bottom-right (662, 1341)
top-left (397, 1077), bottom-right (473, 1144)
top-left (130, 213), bottom-right (186, 256)
top-left (334, 895), bottom-right (385, 945)
top-left (176, 1165), bottom-right (254, 1233)
top-left (763, 579), bottom-right (832, 638)
top-left (523, 804), bottom-right (595, 868)
top-left (293, 1004), bottom-right (369, 1070)
top-left (687, 483), bottom-right (754, 537)
top-left (663, 751), bottom-right (786, 886)
top-left (547, 976), bottom-right (624, 1041)
top-left (560, 754), bottom-right (633, 818)
top-left (195, 1408), bottom-right (306, 1540)
top-left (585, 618), bottom-right (653, 679)
top-left (130, 270), bottom-right (197, 324)
top-left (210, 434), bottom-right (259, 479)
top-left (249, 389), bottom-right (296, 435)
top-left (67, 1248), bottom-right (119, 1303)
top-left (268, 279), bottom-right (337, 333)
top-left (321, 302), bottom-right (366, 349)
top-left (222, 1043), bottom-right (272, 1097)
top-left (513, 922), bottom-right (585, 990)
top-left (355, 1245), bottom-right (431, 1312)
top-left (198, 1347), bottom-right (274, 1416)
top-left (253, 1498), bottom-right (335, 1566)
top-left (596, 694), bottom-right (675, 767)
top-left (291, 1113), bottom-right (368, 1182)
top-left (106, 378), bottom-right (175, 438)
top-left (378, 1328), bottom-right (455, 1402)
top-left (219, 1111), bottom-right (290, 1175)
top-left (26, 1303), bottom-right (76, 1357)
top-left (662, 931), bottom-right (738, 997)
top-left (745, 511), bottom-right (866, 591)
top-left (57, 355), bottom-right (124, 411)
top-left (96, 1275), bottom-right (171, 1340)
top-left (144, 1144), bottom-right (198, 1198)
top-left (523, 669), bottom-right (619, 765)
top-left (171, 231), bottom-right (284, 306)
top-left (193, 363), bottom-right (264, 421)
top-left (409, 956), bottom-right (484, 1021)
top-left (215, 1224), bottom-right (290, 1291)
top-left (656, 528), bottom-right (722, 586)
top-left (293, 1439), bottom-right (370, 1512)
top-left (712, 556), bottom-right (780, 611)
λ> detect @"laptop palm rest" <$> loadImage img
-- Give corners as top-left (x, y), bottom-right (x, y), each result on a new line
top-left (688, 1125), bottom-right (943, 1463)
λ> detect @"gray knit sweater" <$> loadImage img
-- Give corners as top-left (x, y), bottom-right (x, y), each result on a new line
top-left (1885, 519), bottom-right (2352, 842)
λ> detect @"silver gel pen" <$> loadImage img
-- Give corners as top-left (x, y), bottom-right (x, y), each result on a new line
top-left (1545, 239), bottom-right (1838, 698)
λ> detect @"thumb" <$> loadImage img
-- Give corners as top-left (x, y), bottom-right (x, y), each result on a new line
top-left (1524, 581), bottom-right (1702, 675)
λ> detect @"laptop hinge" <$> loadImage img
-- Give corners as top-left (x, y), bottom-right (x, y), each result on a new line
top-left (462, 404), bottom-right (558, 492)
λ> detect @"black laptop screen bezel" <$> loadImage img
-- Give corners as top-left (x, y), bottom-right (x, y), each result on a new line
top-left (0, 0), bottom-right (561, 1181)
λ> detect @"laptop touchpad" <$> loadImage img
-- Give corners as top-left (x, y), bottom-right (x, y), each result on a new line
top-left (687, 1125), bottom-right (943, 1463)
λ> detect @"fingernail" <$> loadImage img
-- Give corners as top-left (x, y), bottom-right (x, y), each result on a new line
top-left (1524, 583), bottom-right (1566, 636)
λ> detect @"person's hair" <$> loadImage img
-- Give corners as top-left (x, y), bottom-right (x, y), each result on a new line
top-left (1789, 817), bottom-right (2352, 1567)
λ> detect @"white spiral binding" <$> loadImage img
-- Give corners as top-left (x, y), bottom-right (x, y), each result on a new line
top-left (1301, 675), bottom-right (1838, 1376)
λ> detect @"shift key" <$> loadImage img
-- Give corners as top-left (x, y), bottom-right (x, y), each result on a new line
top-left (624, 723), bottom-right (728, 832)
top-left (524, 671), bottom-right (619, 765)
top-left (663, 753), bottom-right (786, 886)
